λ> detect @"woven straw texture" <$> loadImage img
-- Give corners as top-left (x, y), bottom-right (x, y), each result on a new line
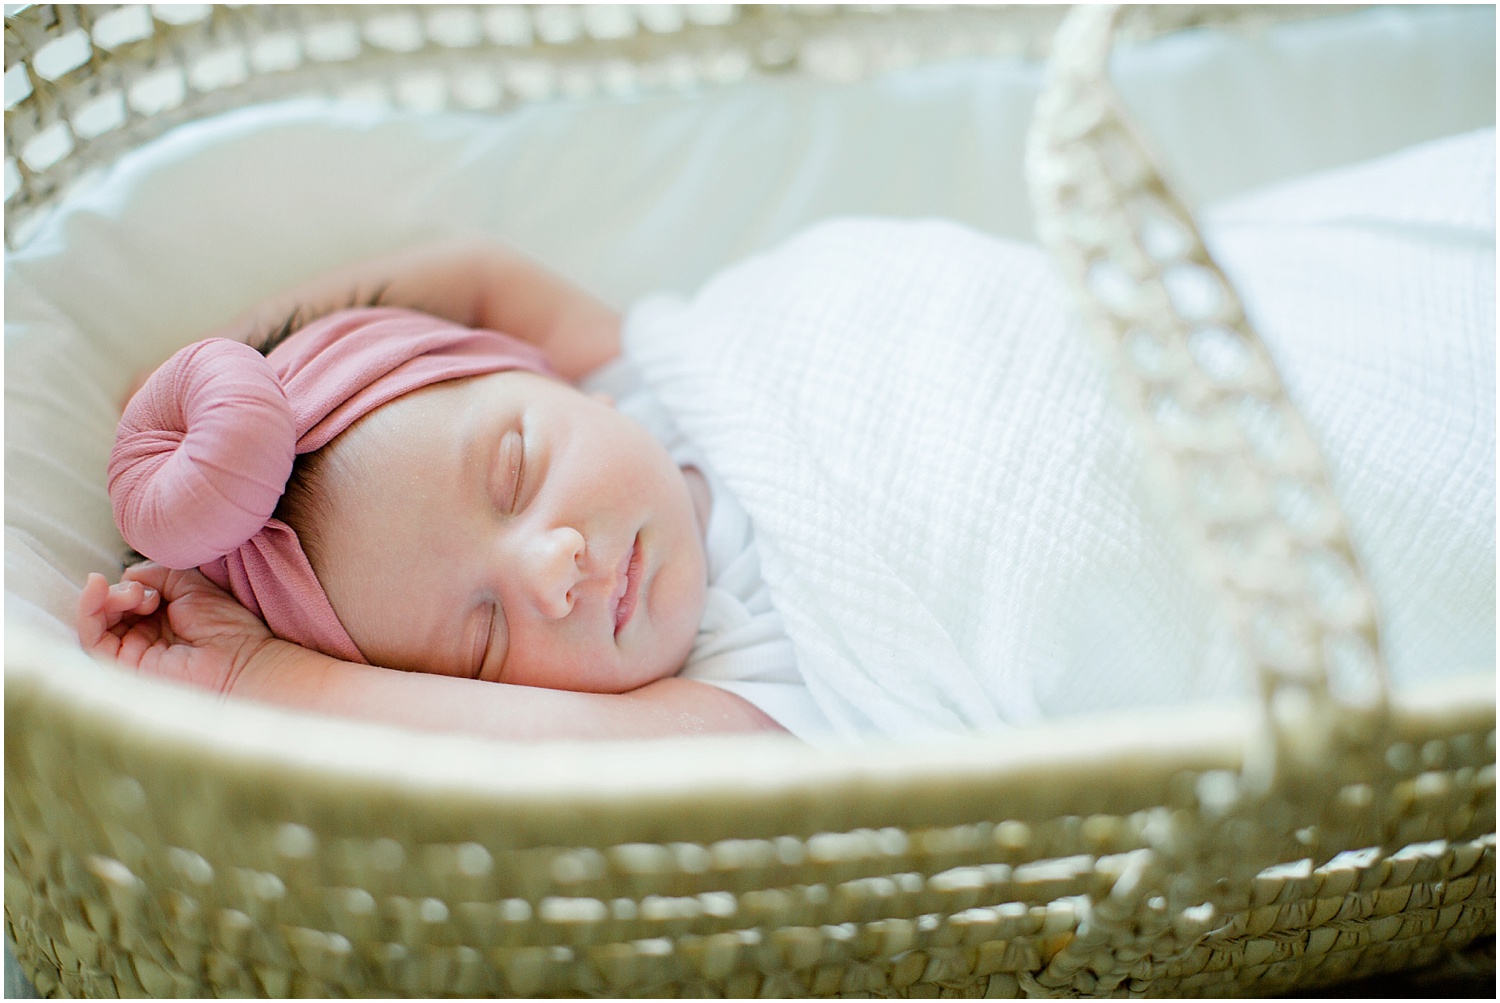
top-left (5, 4), bottom-right (1494, 998)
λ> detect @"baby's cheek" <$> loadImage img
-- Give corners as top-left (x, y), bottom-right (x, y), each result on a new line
top-left (663, 543), bottom-right (709, 677)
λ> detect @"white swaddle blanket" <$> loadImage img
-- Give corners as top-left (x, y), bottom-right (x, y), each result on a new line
top-left (624, 130), bottom-right (1496, 742)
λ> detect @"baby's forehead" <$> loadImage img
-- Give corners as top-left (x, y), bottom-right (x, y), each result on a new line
top-left (336, 367), bottom-right (593, 457)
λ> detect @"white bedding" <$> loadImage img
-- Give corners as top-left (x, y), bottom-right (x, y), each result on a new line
top-left (6, 6), bottom-right (1494, 729)
top-left (623, 130), bottom-right (1496, 741)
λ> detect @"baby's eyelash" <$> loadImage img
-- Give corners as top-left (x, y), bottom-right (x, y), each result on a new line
top-left (477, 604), bottom-right (496, 679)
top-left (483, 601), bottom-right (511, 682)
top-left (514, 434), bottom-right (526, 510)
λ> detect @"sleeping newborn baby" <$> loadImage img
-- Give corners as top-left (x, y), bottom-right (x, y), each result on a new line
top-left (79, 240), bottom-right (798, 741)
top-left (80, 136), bottom-right (1497, 743)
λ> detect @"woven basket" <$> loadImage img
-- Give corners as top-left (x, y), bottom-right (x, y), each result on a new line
top-left (5, 4), bottom-right (1494, 998)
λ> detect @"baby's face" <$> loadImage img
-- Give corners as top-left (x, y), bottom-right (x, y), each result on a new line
top-left (310, 370), bottom-right (708, 693)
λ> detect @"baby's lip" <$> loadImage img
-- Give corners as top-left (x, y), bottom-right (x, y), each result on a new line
top-left (613, 533), bottom-right (641, 638)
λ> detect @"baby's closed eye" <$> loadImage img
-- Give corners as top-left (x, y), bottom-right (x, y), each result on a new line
top-left (493, 429), bottom-right (526, 512)
top-left (475, 601), bottom-right (510, 682)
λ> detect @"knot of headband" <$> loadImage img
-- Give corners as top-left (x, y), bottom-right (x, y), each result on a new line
top-left (108, 306), bottom-right (553, 662)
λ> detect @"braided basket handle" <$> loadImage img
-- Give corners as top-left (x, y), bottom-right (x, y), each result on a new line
top-left (1026, 4), bottom-right (1390, 792)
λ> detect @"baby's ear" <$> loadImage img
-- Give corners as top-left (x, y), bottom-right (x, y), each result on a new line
top-left (589, 391), bottom-right (616, 408)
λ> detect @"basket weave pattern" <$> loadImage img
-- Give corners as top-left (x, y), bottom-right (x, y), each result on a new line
top-left (2, 3), bottom-right (1346, 249)
top-left (4, 4), bottom-right (1495, 998)
top-left (5, 684), bottom-right (1494, 997)
top-left (3, 2), bottom-right (1074, 248)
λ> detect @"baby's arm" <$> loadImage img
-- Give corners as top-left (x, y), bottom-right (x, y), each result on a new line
top-left (79, 567), bottom-right (786, 741)
top-left (214, 239), bottom-right (620, 382)
top-left (236, 652), bottom-right (783, 742)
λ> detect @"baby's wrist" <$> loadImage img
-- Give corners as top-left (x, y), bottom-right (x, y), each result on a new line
top-left (230, 635), bottom-right (335, 698)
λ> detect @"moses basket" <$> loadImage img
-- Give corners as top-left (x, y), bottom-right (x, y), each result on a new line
top-left (5, 4), bottom-right (1494, 998)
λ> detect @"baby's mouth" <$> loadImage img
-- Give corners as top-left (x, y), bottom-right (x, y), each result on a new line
top-left (614, 533), bottom-right (642, 637)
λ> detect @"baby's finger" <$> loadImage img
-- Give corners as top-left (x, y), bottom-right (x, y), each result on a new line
top-left (121, 561), bottom-right (171, 593)
top-left (101, 580), bottom-right (143, 613)
top-left (118, 626), bottom-right (174, 675)
top-left (138, 585), bottom-right (162, 614)
top-left (76, 573), bottom-right (113, 648)
top-left (104, 580), bottom-right (160, 616)
top-left (116, 629), bottom-right (153, 668)
top-left (78, 573), bottom-right (110, 615)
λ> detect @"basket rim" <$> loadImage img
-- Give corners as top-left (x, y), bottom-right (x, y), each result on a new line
top-left (8, 620), bottom-right (1493, 842)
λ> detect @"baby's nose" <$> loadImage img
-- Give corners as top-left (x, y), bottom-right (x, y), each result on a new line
top-left (527, 526), bottom-right (585, 619)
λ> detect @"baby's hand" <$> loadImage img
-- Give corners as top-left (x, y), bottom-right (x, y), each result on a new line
top-left (77, 565), bottom-right (279, 696)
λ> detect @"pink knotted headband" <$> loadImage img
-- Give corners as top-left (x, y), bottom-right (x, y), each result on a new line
top-left (108, 307), bottom-right (553, 662)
